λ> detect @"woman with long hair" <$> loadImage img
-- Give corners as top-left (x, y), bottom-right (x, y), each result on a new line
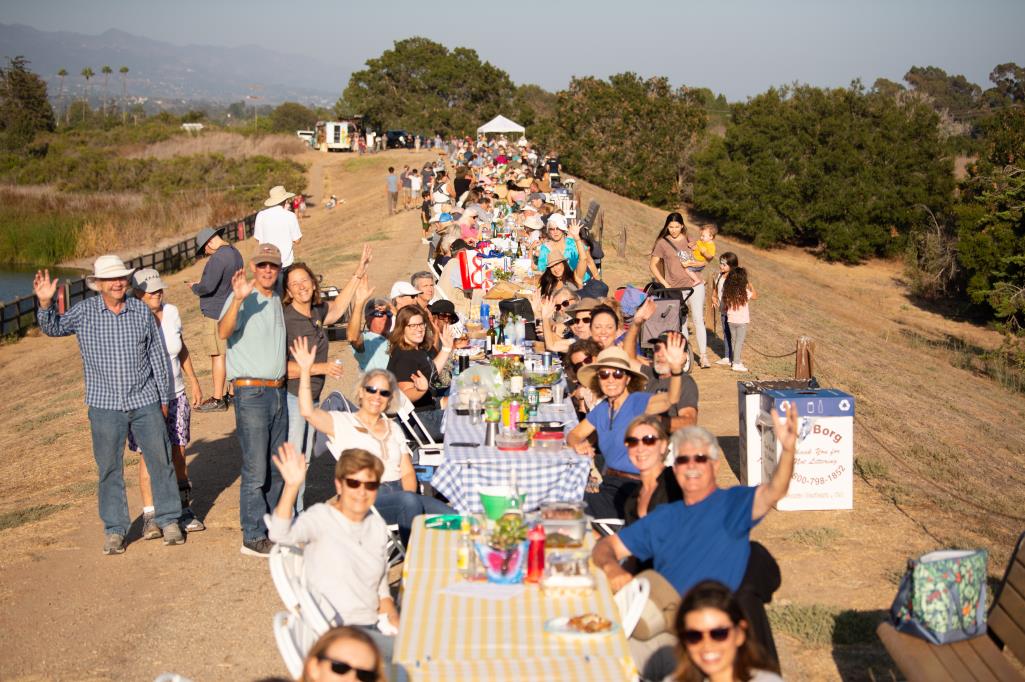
top-left (713, 252), bottom-right (740, 366)
top-left (300, 625), bottom-right (384, 682)
top-left (621, 414), bottom-right (679, 524)
top-left (670, 581), bottom-right (782, 682)
top-left (538, 253), bottom-right (581, 299)
top-left (721, 266), bottom-right (757, 373)
top-left (386, 305), bottom-right (453, 439)
top-left (649, 212), bottom-right (711, 368)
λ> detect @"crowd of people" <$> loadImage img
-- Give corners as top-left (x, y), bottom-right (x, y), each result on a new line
top-left (33, 132), bottom-right (787, 681)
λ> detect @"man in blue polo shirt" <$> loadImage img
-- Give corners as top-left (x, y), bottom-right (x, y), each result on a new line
top-left (592, 406), bottom-right (798, 640)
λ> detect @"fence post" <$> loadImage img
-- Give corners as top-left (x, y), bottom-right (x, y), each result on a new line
top-left (597, 209), bottom-right (605, 245)
top-left (795, 336), bottom-right (815, 379)
top-left (57, 285), bottom-right (66, 315)
top-left (616, 219), bottom-right (626, 258)
top-left (237, 221), bottom-right (245, 242)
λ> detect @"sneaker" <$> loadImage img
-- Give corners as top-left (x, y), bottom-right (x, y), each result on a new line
top-left (420, 237), bottom-right (430, 244)
top-left (195, 397), bottom-right (227, 413)
top-left (715, 357), bottom-right (732, 366)
top-left (162, 522), bottom-right (185, 545)
top-left (240, 538), bottom-right (274, 557)
top-left (699, 354), bottom-right (711, 369)
top-left (181, 508), bottom-right (206, 532)
top-left (732, 363), bottom-right (749, 372)
top-left (142, 513), bottom-right (162, 540)
top-left (103, 533), bottom-right (126, 555)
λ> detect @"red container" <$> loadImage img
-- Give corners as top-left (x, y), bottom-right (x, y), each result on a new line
top-left (526, 525), bottom-right (546, 583)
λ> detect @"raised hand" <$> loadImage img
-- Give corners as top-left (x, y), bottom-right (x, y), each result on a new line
top-left (567, 220), bottom-right (582, 240)
top-left (33, 269), bottom-right (59, 308)
top-left (290, 336), bottom-right (317, 374)
top-left (411, 370), bottom-right (429, 392)
top-left (230, 268), bottom-right (254, 300)
top-left (355, 244), bottom-right (373, 279)
top-left (272, 442), bottom-right (308, 488)
top-left (634, 297), bottom-right (656, 324)
top-left (354, 276), bottom-right (374, 302)
top-left (440, 324), bottom-right (454, 349)
top-left (771, 401), bottom-right (800, 453)
top-left (662, 331), bottom-right (687, 373)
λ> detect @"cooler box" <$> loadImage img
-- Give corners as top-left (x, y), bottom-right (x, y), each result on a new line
top-left (758, 388), bottom-right (854, 511)
top-left (737, 379), bottom-right (818, 486)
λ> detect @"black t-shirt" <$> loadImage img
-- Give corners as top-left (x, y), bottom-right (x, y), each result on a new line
top-left (641, 364), bottom-right (699, 414)
top-left (453, 177), bottom-right (472, 199)
top-left (387, 347), bottom-right (437, 409)
top-left (284, 302), bottom-right (329, 399)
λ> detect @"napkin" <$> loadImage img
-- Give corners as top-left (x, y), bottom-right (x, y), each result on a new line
top-left (439, 582), bottom-right (525, 601)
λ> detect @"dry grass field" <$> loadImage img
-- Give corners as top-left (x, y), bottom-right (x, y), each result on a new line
top-left (0, 148), bottom-right (1022, 680)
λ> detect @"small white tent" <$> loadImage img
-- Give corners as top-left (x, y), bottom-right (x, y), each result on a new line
top-left (476, 115), bottom-right (525, 135)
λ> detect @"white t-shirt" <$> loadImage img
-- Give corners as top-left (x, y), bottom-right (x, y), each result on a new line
top-left (159, 303), bottom-right (186, 397)
top-left (327, 411), bottom-right (409, 482)
top-left (253, 205), bottom-right (302, 267)
top-left (410, 175), bottom-right (422, 193)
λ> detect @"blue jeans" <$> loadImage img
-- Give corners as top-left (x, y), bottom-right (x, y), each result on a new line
top-left (286, 392), bottom-right (317, 513)
top-left (88, 402), bottom-right (181, 535)
top-left (234, 385), bottom-right (287, 543)
top-left (375, 480), bottom-right (454, 544)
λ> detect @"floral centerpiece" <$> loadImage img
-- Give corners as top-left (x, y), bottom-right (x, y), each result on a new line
top-left (475, 513), bottom-right (529, 584)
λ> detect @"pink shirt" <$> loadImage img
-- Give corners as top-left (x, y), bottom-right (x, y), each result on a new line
top-left (726, 286), bottom-right (753, 324)
top-left (459, 220), bottom-right (479, 242)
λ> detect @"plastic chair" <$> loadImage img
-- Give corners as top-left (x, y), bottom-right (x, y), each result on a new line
top-left (592, 518), bottom-right (625, 537)
top-left (273, 611), bottom-right (311, 679)
top-left (269, 543), bottom-right (305, 615)
top-left (394, 393), bottom-right (445, 468)
top-left (614, 577), bottom-right (651, 639)
top-left (370, 505), bottom-right (407, 570)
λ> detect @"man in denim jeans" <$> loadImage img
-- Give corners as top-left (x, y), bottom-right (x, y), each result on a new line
top-left (218, 243), bottom-right (287, 556)
top-left (34, 255), bottom-right (183, 555)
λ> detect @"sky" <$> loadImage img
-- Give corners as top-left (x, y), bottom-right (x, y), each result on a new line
top-left (2, 0), bottom-right (1023, 100)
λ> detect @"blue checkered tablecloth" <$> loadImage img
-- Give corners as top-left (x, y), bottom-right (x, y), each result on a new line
top-left (432, 396), bottom-right (591, 513)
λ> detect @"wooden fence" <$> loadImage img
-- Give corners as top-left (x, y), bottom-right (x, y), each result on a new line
top-left (1, 212), bottom-right (258, 337)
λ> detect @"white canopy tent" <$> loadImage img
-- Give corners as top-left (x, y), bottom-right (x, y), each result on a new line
top-left (476, 115), bottom-right (525, 135)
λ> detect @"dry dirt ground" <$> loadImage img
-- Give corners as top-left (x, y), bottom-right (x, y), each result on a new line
top-left (1, 149), bottom-right (1023, 681)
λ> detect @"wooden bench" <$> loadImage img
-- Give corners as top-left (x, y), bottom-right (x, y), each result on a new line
top-left (877, 530), bottom-right (1025, 681)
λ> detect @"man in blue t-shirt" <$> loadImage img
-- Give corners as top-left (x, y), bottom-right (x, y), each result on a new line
top-left (592, 407), bottom-right (798, 639)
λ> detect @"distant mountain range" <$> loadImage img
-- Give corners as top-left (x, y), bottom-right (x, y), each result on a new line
top-left (0, 23), bottom-right (344, 106)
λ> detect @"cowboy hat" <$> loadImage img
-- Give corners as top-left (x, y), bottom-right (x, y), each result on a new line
top-left (264, 185), bottom-right (296, 207)
top-left (86, 255), bottom-right (135, 291)
top-left (576, 346), bottom-right (648, 391)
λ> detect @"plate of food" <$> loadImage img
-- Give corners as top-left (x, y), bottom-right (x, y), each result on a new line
top-left (544, 613), bottom-right (619, 637)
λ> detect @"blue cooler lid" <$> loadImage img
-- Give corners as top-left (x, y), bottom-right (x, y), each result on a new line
top-left (760, 388), bottom-right (855, 417)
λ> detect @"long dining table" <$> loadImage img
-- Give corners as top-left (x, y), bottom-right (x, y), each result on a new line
top-left (392, 516), bottom-right (639, 681)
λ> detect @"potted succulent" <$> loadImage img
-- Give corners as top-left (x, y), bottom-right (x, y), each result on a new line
top-left (476, 513), bottom-right (529, 584)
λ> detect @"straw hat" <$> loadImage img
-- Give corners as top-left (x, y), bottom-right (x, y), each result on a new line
top-left (546, 253), bottom-right (568, 269)
top-left (576, 346), bottom-right (647, 390)
top-left (523, 215), bottom-right (544, 231)
top-left (86, 255), bottom-right (135, 291)
top-left (264, 185), bottom-right (295, 207)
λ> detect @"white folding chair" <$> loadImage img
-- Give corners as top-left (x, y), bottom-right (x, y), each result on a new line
top-left (370, 505), bottom-right (407, 570)
top-left (269, 543), bottom-right (305, 616)
top-left (614, 577), bottom-right (651, 639)
top-left (592, 518), bottom-right (625, 537)
top-left (273, 611), bottom-right (313, 679)
top-left (393, 393), bottom-right (445, 468)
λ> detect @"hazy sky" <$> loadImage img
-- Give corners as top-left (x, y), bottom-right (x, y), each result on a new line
top-left (3, 0), bottom-right (1023, 100)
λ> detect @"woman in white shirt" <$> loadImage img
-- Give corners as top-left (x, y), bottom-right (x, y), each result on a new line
top-left (291, 339), bottom-right (453, 543)
top-left (269, 444), bottom-right (398, 660)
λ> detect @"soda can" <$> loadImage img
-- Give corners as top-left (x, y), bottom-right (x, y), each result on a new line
top-left (541, 352), bottom-right (553, 368)
top-left (525, 386), bottom-right (539, 416)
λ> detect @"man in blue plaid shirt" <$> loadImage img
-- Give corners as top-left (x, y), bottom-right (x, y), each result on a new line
top-left (35, 255), bottom-right (184, 555)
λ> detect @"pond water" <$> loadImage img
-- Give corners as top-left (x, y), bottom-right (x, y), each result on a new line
top-left (0, 266), bottom-right (88, 305)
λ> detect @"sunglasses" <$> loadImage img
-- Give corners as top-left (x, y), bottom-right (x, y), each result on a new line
top-left (571, 356), bottom-right (594, 372)
top-left (624, 434), bottom-right (662, 447)
top-left (572, 316), bottom-right (592, 325)
top-left (674, 454), bottom-right (711, 465)
top-left (343, 478), bottom-right (381, 491)
top-left (318, 656), bottom-right (378, 681)
top-left (554, 301), bottom-right (574, 311)
top-left (682, 626), bottom-right (732, 645)
top-left (255, 262), bottom-right (280, 270)
top-left (597, 369), bottom-right (626, 380)
top-left (363, 385), bottom-right (392, 398)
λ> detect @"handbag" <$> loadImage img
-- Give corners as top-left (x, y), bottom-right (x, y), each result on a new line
top-left (889, 548), bottom-right (988, 644)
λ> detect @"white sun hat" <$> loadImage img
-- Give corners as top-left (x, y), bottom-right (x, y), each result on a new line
top-left (86, 255), bottom-right (135, 291)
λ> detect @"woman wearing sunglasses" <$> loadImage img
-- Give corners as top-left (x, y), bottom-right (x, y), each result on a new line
top-left (269, 445), bottom-right (398, 659)
top-left (300, 625), bottom-right (384, 682)
top-left (622, 415), bottom-right (681, 525)
top-left (670, 581), bottom-right (782, 682)
top-left (565, 338), bottom-right (602, 415)
top-left (567, 338), bottom-right (686, 519)
top-left (290, 339), bottom-right (453, 543)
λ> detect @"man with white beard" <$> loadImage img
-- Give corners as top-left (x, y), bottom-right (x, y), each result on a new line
top-left (640, 331), bottom-right (699, 431)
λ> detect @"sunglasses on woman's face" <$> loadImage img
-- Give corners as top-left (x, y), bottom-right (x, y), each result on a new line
top-left (682, 626), bottom-right (732, 645)
top-left (572, 316), bottom-right (591, 325)
top-left (624, 434), bottom-right (661, 447)
top-left (674, 453), bottom-right (711, 466)
top-left (363, 385), bottom-right (392, 397)
top-left (597, 369), bottom-right (626, 381)
top-left (571, 356), bottom-right (594, 372)
top-left (318, 656), bottom-right (378, 681)
top-left (554, 301), bottom-right (574, 311)
top-left (343, 478), bottom-right (381, 491)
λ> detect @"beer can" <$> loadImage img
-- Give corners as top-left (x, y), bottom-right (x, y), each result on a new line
top-left (541, 352), bottom-right (553, 368)
top-left (525, 386), bottom-right (539, 415)
top-left (458, 354), bottom-right (470, 373)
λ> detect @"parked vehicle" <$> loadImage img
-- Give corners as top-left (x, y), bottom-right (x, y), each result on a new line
top-left (315, 121), bottom-right (360, 152)
top-left (385, 130), bottom-right (413, 149)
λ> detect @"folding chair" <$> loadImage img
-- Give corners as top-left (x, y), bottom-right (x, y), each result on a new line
top-left (592, 518), bottom-right (625, 537)
top-left (615, 577), bottom-right (652, 639)
top-left (312, 391), bottom-right (357, 460)
top-left (393, 393), bottom-right (445, 469)
top-left (269, 543), bottom-right (305, 616)
top-left (273, 611), bottom-right (315, 679)
top-left (370, 505), bottom-right (407, 571)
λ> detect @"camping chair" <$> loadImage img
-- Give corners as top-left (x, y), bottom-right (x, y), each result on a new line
top-left (877, 529), bottom-right (1025, 681)
top-left (273, 611), bottom-right (315, 679)
top-left (311, 391), bottom-right (357, 460)
top-left (615, 577), bottom-right (652, 639)
top-left (269, 543), bottom-right (305, 616)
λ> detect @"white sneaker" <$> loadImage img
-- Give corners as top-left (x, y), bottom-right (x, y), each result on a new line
top-left (715, 357), bottom-right (732, 366)
top-left (732, 363), bottom-right (749, 372)
top-left (421, 238), bottom-right (430, 244)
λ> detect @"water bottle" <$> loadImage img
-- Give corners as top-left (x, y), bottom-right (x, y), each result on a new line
top-left (469, 389), bottom-right (482, 425)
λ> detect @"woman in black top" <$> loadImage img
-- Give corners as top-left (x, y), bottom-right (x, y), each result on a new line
top-left (386, 305), bottom-right (453, 440)
top-left (621, 415), bottom-right (680, 525)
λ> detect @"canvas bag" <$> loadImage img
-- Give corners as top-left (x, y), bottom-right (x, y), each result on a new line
top-left (889, 548), bottom-right (988, 644)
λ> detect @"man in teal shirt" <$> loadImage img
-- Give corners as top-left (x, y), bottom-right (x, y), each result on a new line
top-left (218, 243), bottom-right (287, 556)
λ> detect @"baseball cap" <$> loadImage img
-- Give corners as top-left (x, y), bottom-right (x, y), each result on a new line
top-left (250, 243), bottom-right (282, 266)
top-left (389, 281), bottom-right (420, 299)
top-left (131, 268), bottom-right (166, 293)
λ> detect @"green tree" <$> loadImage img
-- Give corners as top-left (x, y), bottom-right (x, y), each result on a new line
top-left (987, 62), bottom-right (1025, 105)
top-left (545, 73), bottom-right (706, 208)
top-left (342, 37), bottom-right (515, 134)
top-left (903, 65), bottom-right (982, 118)
top-left (56, 68), bottom-right (68, 125)
top-left (0, 56), bottom-right (56, 151)
top-left (510, 84), bottom-right (557, 130)
top-left (80, 67), bottom-right (94, 121)
top-left (270, 101), bottom-right (316, 132)
top-left (118, 66), bottom-right (129, 122)
top-left (693, 83), bottom-right (954, 262)
top-left (101, 65), bottom-right (112, 115)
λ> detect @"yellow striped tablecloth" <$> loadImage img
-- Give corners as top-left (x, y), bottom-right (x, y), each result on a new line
top-left (393, 517), bottom-right (639, 681)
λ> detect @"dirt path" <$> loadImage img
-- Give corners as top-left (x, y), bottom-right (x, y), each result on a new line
top-left (2, 153), bottom-right (1021, 681)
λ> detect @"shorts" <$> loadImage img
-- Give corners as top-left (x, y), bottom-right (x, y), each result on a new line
top-left (195, 317), bottom-right (225, 357)
top-left (128, 394), bottom-right (191, 451)
top-left (687, 264), bottom-right (707, 273)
